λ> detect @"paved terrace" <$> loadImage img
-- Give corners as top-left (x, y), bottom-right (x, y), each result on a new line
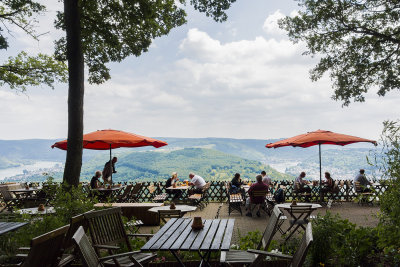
top-left (140, 202), bottom-right (380, 244)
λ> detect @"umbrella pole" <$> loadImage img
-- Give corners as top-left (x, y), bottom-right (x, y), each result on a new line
top-left (109, 145), bottom-right (112, 185)
top-left (319, 143), bottom-right (322, 202)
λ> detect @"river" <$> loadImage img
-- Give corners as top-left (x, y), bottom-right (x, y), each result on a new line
top-left (0, 161), bottom-right (62, 180)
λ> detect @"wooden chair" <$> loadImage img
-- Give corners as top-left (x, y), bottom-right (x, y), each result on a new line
top-left (115, 184), bottom-right (133, 203)
top-left (17, 213), bottom-right (90, 267)
top-left (128, 183), bottom-right (142, 202)
top-left (188, 182), bottom-right (210, 210)
top-left (84, 207), bottom-right (155, 266)
top-left (248, 190), bottom-right (268, 216)
top-left (220, 207), bottom-right (283, 266)
top-left (158, 209), bottom-right (183, 225)
top-left (0, 186), bottom-right (21, 211)
top-left (293, 182), bottom-right (311, 202)
top-left (247, 223), bottom-right (313, 267)
top-left (73, 226), bottom-right (150, 267)
top-left (354, 181), bottom-right (374, 205)
top-left (15, 225), bottom-right (69, 267)
top-left (225, 182), bottom-right (243, 216)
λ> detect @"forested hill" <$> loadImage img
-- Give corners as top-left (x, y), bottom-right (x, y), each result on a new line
top-left (80, 148), bottom-right (293, 182)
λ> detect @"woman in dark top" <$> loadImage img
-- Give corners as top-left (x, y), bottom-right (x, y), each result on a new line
top-left (321, 172), bottom-right (335, 199)
top-left (230, 173), bottom-right (242, 194)
top-left (90, 171), bottom-right (102, 189)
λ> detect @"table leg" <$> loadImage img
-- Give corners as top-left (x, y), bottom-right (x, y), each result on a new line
top-left (170, 250), bottom-right (186, 267)
top-left (197, 251), bottom-right (212, 267)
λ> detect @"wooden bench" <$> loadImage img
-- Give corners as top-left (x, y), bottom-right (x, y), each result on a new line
top-left (153, 193), bottom-right (168, 202)
top-left (354, 182), bottom-right (374, 206)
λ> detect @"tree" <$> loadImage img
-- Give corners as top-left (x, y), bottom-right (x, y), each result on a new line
top-left (279, 0), bottom-right (400, 106)
top-left (56, 0), bottom-right (237, 186)
top-left (0, 0), bottom-right (67, 91)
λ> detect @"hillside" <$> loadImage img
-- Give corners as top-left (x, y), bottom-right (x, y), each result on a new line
top-left (80, 148), bottom-right (293, 182)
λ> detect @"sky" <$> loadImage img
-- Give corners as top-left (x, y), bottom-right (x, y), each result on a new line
top-left (0, 0), bottom-right (399, 141)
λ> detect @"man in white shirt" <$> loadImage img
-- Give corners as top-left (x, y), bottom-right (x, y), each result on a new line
top-left (188, 173), bottom-right (206, 194)
top-left (261, 171), bottom-right (271, 185)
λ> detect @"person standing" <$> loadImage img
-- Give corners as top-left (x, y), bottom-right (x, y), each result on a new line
top-left (102, 157), bottom-right (118, 184)
top-left (261, 171), bottom-right (271, 185)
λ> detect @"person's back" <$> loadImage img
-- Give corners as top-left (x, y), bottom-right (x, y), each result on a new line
top-left (355, 169), bottom-right (370, 187)
top-left (248, 180), bottom-right (269, 204)
top-left (191, 175), bottom-right (206, 189)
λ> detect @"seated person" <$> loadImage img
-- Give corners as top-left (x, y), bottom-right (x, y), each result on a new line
top-left (245, 175), bottom-right (269, 217)
top-left (295, 172), bottom-right (311, 201)
top-left (166, 172), bottom-right (181, 199)
top-left (321, 172), bottom-right (335, 197)
top-left (188, 173), bottom-right (206, 195)
top-left (90, 170), bottom-right (102, 189)
top-left (295, 172), bottom-right (312, 193)
top-left (230, 173), bottom-right (243, 194)
top-left (354, 169), bottom-right (372, 192)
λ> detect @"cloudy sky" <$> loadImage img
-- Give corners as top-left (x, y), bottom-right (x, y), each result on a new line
top-left (1, 0), bottom-right (398, 141)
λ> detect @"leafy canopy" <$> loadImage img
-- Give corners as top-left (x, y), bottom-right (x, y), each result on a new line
top-left (0, 0), bottom-right (67, 91)
top-left (55, 0), bottom-right (236, 84)
top-left (280, 0), bottom-right (400, 106)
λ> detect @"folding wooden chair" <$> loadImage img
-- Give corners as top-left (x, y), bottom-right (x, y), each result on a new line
top-left (247, 223), bottom-right (313, 267)
top-left (220, 207), bottom-right (283, 266)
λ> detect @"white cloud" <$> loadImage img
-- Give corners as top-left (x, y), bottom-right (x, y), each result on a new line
top-left (0, 7), bottom-right (398, 141)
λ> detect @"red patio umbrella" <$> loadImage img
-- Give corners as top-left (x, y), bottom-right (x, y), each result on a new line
top-left (266, 130), bottom-right (376, 199)
top-left (52, 129), bottom-right (168, 182)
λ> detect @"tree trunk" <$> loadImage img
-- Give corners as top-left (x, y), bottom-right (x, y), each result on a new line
top-left (63, 0), bottom-right (84, 186)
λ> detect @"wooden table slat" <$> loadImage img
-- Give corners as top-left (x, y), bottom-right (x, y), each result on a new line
top-left (220, 219), bottom-right (235, 250)
top-left (170, 219), bottom-right (195, 250)
top-left (0, 222), bottom-right (28, 236)
top-left (210, 219), bottom-right (228, 250)
top-left (189, 219), bottom-right (214, 251)
top-left (200, 219), bottom-right (221, 251)
top-left (141, 218), bottom-right (178, 250)
top-left (149, 218), bottom-right (186, 250)
top-left (180, 219), bottom-right (211, 251)
top-left (160, 218), bottom-right (192, 250)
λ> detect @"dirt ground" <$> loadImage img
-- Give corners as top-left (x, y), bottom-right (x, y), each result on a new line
top-left (140, 201), bottom-right (381, 244)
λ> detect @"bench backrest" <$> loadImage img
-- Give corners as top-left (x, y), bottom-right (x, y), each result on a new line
top-left (22, 224), bottom-right (69, 267)
top-left (72, 226), bottom-right (101, 267)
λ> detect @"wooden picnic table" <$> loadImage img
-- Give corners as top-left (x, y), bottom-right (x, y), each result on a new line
top-left (8, 187), bottom-right (42, 194)
top-left (0, 221), bottom-right (28, 236)
top-left (141, 217), bottom-right (235, 267)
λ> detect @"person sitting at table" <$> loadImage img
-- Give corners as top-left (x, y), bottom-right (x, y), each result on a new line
top-left (188, 173), bottom-right (206, 195)
top-left (261, 171), bottom-right (271, 186)
top-left (90, 171), bottom-right (102, 189)
top-left (354, 169), bottom-right (372, 192)
top-left (245, 175), bottom-right (269, 217)
top-left (321, 172), bottom-right (335, 198)
top-left (230, 173), bottom-right (243, 194)
top-left (166, 172), bottom-right (181, 199)
top-left (295, 172), bottom-right (312, 201)
top-left (102, 157), bottom-right (118, 185)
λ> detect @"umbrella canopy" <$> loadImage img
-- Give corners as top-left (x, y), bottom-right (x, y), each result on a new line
top-left (51, 129), bottom-right (168, 150)
top-left (52, 129), bottom-right (168, 183)
top-left (266, 130), bottom-right (377, 148)
top-left (266, 130), bottom-right (376, 201)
